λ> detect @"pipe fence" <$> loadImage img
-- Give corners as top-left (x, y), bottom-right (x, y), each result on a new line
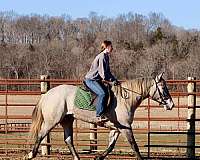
top-left (0, 77), bottom-right (200, 159)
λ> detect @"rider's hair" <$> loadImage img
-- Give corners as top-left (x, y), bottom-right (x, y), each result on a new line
top-left (100, 40), bottom-right (112, 52)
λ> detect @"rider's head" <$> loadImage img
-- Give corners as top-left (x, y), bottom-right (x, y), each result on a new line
top-left (100, 40), bottom-right (113, 53)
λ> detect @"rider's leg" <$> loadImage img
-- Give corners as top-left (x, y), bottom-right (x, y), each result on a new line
top-left (84, 79), bottom-right (107, 117)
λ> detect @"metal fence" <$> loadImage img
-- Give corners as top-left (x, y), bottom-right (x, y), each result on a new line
top-left (0, 77), bottom-right (200, 159)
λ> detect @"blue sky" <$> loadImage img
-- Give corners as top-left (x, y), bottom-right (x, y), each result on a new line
top-left (0, 0), bottom-right (199, 29)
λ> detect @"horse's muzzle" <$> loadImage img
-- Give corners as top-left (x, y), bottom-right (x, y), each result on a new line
top-left (163, 99), bottom-right (174, 110)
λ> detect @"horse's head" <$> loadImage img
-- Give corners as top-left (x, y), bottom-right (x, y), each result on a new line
top-left (149, 73), bottom-right (174, 110)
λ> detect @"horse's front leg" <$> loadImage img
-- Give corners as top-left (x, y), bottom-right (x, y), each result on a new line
top-left (120, 127), bottom-right (143, 160)
top-left (95, 130), bottom-right (120, 160)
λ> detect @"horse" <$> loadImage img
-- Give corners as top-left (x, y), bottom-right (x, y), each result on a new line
top-left (26, 73), bottom-right (174, 160)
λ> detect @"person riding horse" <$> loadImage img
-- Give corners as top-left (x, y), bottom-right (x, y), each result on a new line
top-left (84, 40), bottom-right (120, 122)
top-left (27, 72), bottom-right (174, 160)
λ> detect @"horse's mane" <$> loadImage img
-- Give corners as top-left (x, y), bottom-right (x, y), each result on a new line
top-left (112, 77), bottom-right (153, 103)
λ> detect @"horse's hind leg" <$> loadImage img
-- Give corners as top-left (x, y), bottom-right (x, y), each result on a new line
top-left (95, 130), bottom-right (120, 160)
top-left (27, 135), bottom-right (42, 159)
top-left (27, 122), bottom-right (54, 159)
top-left (61, 115), bottom-right (80, 160)
top-left (120, 128), bottom-right (143, 160)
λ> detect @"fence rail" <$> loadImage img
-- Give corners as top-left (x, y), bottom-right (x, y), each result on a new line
top-left (0, 77), bottom-right (200, 159)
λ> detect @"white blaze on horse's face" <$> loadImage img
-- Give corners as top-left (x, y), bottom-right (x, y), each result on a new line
top-left (149, 73), bottom-right (174, 110)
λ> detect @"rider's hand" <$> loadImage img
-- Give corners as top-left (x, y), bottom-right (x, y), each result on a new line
top-left (113, 80), bottom-right (120, 86)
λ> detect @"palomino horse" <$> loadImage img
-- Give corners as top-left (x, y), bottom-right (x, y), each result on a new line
top-left (26, 73), bottom-right (174, 160)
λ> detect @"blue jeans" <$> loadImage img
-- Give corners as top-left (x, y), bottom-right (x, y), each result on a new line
top-left (84, 79), bottom-right (108, 116)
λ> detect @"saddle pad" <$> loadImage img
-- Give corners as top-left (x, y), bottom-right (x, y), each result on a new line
top-left (74, 87), bottom-right (96, 111)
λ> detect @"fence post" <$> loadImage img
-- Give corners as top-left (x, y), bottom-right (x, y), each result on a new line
top-left (90, 123), bottom-right (97, 152)
top-left (187, 77), bottom-right (196, 159)
top-left (40, 75), bottom-right (51, 156)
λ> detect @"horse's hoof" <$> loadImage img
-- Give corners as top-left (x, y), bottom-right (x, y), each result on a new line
top-left (137, 156), bottom-right (143, 160)
top-left (23, 152), bottom-right (33, 160)
top-left (95, 156), bottom-right (104, 160)
top-left (23, 155), bottom-right (30, 160)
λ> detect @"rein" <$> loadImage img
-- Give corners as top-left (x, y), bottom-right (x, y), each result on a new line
top-left (120, 86), bottom-right (143, 99)
top-left (119, 80), bottom-right (167, 105)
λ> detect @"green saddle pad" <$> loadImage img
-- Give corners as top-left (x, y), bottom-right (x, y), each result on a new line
top-left (74, 87), bottom-right (96, 111)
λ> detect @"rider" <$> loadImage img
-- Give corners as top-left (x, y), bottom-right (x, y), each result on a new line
top-left (84, 40), bottom-right (120, 122)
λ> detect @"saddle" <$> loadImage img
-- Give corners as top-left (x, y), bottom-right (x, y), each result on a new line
top-left (74, 81), bottom-right (113, 111)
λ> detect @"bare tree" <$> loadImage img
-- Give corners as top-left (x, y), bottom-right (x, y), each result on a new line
top-left (0, 11), bottom-right (200, 80)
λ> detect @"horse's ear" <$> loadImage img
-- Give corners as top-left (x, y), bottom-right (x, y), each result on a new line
top-left (156, 72), bottom-right (164, 82)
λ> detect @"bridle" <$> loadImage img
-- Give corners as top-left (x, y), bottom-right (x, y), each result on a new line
top-left (119, 78), bottom-right (169, 105)
top-left (150, 79), bottom-right (168, 105)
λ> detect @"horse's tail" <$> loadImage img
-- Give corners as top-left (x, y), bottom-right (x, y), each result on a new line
top-left (30, 98), bottom-right (44, 139)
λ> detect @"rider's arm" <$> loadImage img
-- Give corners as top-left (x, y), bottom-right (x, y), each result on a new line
top-left (98, 53), bottom-right (116, 82)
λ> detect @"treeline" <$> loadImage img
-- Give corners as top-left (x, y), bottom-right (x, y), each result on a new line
top-left (0, 11), bottom-right (200, 80)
